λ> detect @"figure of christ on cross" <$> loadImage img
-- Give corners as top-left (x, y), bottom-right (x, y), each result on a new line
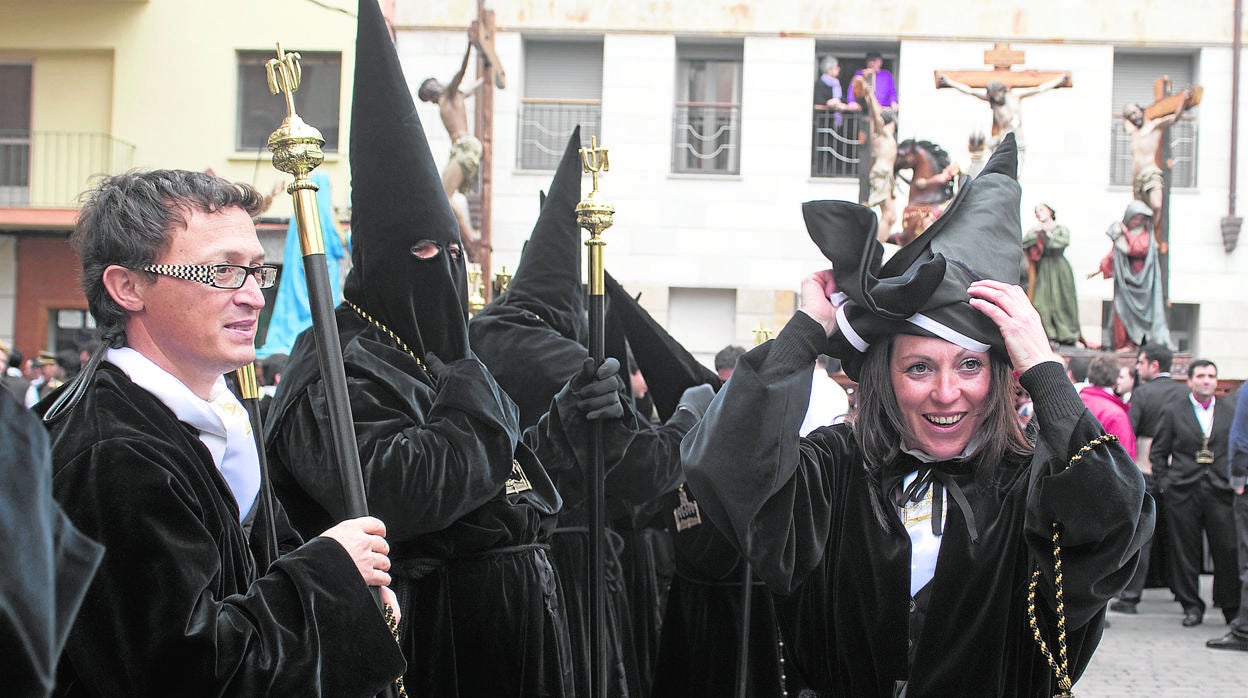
top-left (855, 69), bottom-right (898, 241)
top-left (1123, 86), bottom-right (1197, 247)
top-left (418, 38), bottom-right (487, 258)
top-left (934, 43), bottom-right (1072, 175)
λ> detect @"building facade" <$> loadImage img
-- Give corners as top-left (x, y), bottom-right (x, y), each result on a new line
top-left (0, 0), bottom-right (363, 360)
top-left (398, 1), bottom-right (1248, 375)
top-left (1, 1), bottom-right (1244, 377)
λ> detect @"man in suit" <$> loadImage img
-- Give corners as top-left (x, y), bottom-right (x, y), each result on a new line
top-left (1150, 358), bottom-right (1239, 626)
top-left (1207, 385), bottom-right (1248, 650)
top-left (1111, 342), bottom-right (1189, 613)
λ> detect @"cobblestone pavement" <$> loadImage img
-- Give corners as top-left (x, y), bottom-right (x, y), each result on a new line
top-left (1075, 577), bottom-right (1245, 696)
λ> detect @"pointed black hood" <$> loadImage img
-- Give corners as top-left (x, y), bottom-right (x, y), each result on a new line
top-left (804, 133), bottom-right (1023, 380)
top-left (489, 127), bottom-right (585, 342)
top-left (605, 273), bottom-right (722, 421)
top-left (342, 0), bottom-right (469, 361)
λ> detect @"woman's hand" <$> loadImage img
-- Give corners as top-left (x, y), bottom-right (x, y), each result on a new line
top-left (799, 269), bottom-right (840, 338)
top-left (966, 279), bottom-right (1059, 374)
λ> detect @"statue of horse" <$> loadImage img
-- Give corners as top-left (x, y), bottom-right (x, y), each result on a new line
top-left (892, 139), bottom-right (959, 245)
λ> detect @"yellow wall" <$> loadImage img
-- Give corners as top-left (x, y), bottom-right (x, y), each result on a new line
top-left (31, 51), bottom-right (112, 134)
top-left (0, 0), bottom-right (359, 217)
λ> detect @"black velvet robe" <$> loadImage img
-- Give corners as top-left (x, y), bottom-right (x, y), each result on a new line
top-left (43, 363), bottom-right (404, 697)
top-left (682, 314), bottom-right (1154, 697)
top-left (650, 483), bottom-right (806, 698)
top-left (266, 309), bottom-right (572, 697)
top-left (522, 375), bottom-right (696, 697)
top-left (1, 392), bottom-right (102, 697)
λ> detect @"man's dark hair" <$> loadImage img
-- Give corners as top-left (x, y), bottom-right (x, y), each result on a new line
top-left (263, 353), bottom-right (289, 386)
top-left (418, 77), bottom-right (441, 103)
top-left (866, 51), bottom-right (882, 61)
top-left (714, 345), bottom-right (747, 371)
top-left (1188, 358), bottom-right (1217, 376)
top-left (1086, 355), bottom-right (1120, 388)
top-left (1138, 342), bottom-right (1173, 373)
top-left (72, 170), bottom-right (263, 347)
top-left (1067, 355), bottom-right (1092, 383)
top-left (7, 349), bottom-right (21, 370)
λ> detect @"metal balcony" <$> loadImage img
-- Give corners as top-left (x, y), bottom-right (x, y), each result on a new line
top-left (0, 131), bottom-right (137, 208)
top-left (516, 100), bottom-right (602, 171)
top-left (811, 108), bottom-right (865, 179)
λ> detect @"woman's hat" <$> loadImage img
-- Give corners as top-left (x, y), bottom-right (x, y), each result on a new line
top-left (803, 133), bottom-right (1023, 380)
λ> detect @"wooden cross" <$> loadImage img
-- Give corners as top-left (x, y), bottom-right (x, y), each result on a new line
top-left (1144, 77), bottom-right (1202, 120)
top-left (934, 42), bottom-right (1072, 90)
top-left (469, 13), bottom-right (506, 89)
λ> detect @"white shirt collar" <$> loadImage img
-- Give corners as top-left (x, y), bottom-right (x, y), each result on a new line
top-left (106, 347), bottom-right (260, 520)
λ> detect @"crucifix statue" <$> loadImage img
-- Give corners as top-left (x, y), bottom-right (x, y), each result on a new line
top-left (1122, 79), bottom-right (1202, 251)
top-left (935, 43), bottom-right (1072, 174)
top-left (416, 5), bottom-right (506, 273)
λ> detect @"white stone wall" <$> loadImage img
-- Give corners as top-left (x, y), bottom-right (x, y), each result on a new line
top-left (399, 8), bottom-right (1248, 375)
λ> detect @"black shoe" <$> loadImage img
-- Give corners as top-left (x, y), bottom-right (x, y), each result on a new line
top-left (1109, 600), bottom-right (1138, 614)
top-left (1182, 608), bottom-right (1203, 627)
top-left (1205, 632), bottom-right (1248, 651)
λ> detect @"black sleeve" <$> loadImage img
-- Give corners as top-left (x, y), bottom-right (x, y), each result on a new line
top-left (54, 440), bottom-right (404, 696)
top-left (1021, 361), bottom-right (1156, 628)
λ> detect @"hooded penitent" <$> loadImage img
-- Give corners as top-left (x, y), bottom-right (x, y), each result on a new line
top-left (342, 0), bottom-right (469, 362)
top-left (604, 273), bottom-right (721, 421)
top-left (469, 128), bottom-right (588, 428)
top-left (803, 133), bottom-right (1023, 381)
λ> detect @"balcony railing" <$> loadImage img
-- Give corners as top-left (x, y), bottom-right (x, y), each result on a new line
top-left (517, 99), bottom-right (602, 171)
top-left (0, 130), bottom-right (137, 207)
top-left (811, 108), bottom-right (866, 179)
top-left (672, 103), bottom-right (740, 175)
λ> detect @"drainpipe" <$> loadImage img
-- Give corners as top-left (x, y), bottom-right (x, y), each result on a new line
top-left (1221, 0), bottom-right (1243, 252)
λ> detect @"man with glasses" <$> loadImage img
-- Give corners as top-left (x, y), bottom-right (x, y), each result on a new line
top-left (35, 169), bottom-right (405, 695)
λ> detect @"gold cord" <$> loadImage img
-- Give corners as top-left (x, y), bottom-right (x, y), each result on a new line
top-left (345, 300), bottom-right (429, 376)
top-left (383, 602), bottom-right (408, 697)
top-left (1026, 432), bottom-right (1117, 698)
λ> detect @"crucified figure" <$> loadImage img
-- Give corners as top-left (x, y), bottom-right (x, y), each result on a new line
top-left (418, 41), bottom-right (486, 255)
top-left (937, 72), bottom-right (1070, 172)
top-left (856, 70), bottom-right (897, 241)
top-left (1122, 87), bottom-right (1194, 238)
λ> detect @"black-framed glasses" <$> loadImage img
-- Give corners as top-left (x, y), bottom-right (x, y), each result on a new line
top-left (140, 263), bottom-right (279, 289)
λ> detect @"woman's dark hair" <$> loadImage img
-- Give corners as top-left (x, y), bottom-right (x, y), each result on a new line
top-left (72, 170), bottom-right (264, 347)
top-left (852, 334), bottom-right (1034, 528)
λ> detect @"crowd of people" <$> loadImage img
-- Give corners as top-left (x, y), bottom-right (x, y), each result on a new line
top-left (1, 7), bottom-right (1206, 697)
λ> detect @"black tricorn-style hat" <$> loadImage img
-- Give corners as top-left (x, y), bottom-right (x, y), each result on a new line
top-left (605, 273), bottom-right (722, 421)
top-left (342, 0), bottom-right (469, 362)
top-left (803, 133), bottom-right (1023, 381)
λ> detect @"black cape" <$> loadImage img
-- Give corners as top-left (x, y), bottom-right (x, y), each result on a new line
top-left (0, 392), bottom-right (102, 697)
top-left (42, 363), bottom-right (403, 696)
top-left (266, 309), bottom-right (573, 696)
top-left (682, 314), bottom-right (1154, 696)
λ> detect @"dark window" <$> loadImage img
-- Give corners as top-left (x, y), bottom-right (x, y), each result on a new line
top-left (237, 50), bottom-right (341, 152)
top-left (673, 42), bottom-right (742, 175)
top-left (1109, 51), bottom-right (1198, 188)
top-left (0, 64), bottom-right (32, 203)
top-left (518, 39), bottom-right (602, 170)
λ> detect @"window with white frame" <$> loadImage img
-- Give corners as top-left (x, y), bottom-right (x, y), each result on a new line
top-left (0, 63), bottom-right (32, 205)
top-left (673, 41), bottom-right (742, 175)
top-left (517, 38), bottom-right (603, 170)
top-left (1109, 51), bottom-right (1198, 189)
top-left (237, 50), bottom-right (342, 152)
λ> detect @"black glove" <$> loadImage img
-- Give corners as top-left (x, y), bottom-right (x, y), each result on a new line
top-left (570, 357), bottom-right (625, 421)
top-left (675, 384), bottom-right (715, 420)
